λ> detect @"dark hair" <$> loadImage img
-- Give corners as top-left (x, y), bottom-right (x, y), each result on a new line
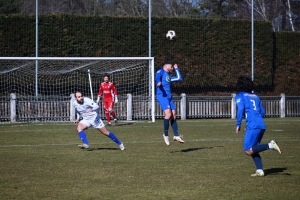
top-left (103, 74), bottom-right (110, 79)
top-left (236, 76), bottom-right (255, 93)
top-left (163, 61), bottom-right (173, 66)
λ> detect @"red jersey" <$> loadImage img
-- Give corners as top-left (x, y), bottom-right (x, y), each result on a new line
top-left (97, 82), bottom-right (118, 102)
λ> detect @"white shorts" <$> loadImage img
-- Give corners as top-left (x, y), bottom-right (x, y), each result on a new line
top-left (79, 115), bottom-right (105, 129)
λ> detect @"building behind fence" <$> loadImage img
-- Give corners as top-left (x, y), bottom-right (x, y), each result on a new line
top-left (1, 93), bottom-right (299, 123)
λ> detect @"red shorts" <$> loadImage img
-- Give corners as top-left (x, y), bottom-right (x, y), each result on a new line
top-left (103, 101), bottom-right (114, 110)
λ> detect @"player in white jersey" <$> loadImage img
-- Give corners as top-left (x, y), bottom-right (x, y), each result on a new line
top-left (73, 92), bottom-right (125, 150)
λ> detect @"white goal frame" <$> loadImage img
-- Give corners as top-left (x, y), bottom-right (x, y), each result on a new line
top-left (0, 57), bottom-right (156, 122)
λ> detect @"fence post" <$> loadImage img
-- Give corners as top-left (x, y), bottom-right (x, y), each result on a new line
top-left (10, 93), bottom-right (16, 122)
top-left (231, 93), bottom-right (236, 119)
top-left (280, 93), bottom-right (285, 118)
top-left (70, 94), bottom-right (75, 121)
top-left (181, 93), bottom-right (186, 120)
top-left (127, 93), bottom-right (132, 120)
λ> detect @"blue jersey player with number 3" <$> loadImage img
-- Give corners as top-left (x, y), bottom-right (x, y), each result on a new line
top-left (235, 76), bottom-right (281, 177)
top-left (156, 62), bottom-right (184, 145)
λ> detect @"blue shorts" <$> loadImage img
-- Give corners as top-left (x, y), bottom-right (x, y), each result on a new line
top-left (243, 129), bottom-right (265, 151)
top-left (157, 95), bottom-right (176, 111)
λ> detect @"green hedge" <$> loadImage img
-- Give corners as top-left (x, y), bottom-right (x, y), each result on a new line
top-left (273, 32), bottom-right (300, 95)
top-left (0, 15), bottom-right (299, 95)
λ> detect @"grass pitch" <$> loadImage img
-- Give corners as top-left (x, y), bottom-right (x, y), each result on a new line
top-left (0, 118), bottom-right (300, 200)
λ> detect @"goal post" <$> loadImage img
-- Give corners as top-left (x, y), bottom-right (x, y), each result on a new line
top-left (0, 57), bottom-right (155, 122)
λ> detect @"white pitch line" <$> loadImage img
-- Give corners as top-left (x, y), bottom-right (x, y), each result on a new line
top-left (1, 137), bottom-right (300, 148)
top-left (0, 139), bottom-right (241, 148)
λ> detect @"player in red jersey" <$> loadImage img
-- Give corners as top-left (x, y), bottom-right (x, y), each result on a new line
top-left (96, 74), bottom-right (118, 126)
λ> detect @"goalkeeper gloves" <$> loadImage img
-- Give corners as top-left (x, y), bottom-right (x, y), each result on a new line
top-left (96, 96), bottom-right (100, 104)
top-left (114, 96), bottom-right (118, 103)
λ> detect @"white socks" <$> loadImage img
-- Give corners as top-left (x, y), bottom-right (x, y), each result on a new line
top-left (268, 142), bottom-right (274, 149)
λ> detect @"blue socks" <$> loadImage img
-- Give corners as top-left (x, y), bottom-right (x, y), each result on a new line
top-left (252, 144), bottom-right (269, 154)
top-left (252, 153), bottom-right (263, 170)
top-left (78, 131), bottom-right (89, 145)
top-left (78, 131), bottom-right (122, 146)
top-left (171, 119), bottom-right (179, 136)
top-left (164, 119), bottom-right (179, 136)
top-left (251, 144), bottom-right (270, 171)
top-left (163, 119), bottom-right (169, 136)
top-left (108, 132), bottom-right (122, 145)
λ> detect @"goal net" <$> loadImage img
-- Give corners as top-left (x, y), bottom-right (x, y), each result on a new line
top-left (0, 57), bottom-right (155, 122)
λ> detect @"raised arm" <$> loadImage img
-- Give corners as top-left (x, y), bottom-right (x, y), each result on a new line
top-left (170, 64), bottom-right (182, 82)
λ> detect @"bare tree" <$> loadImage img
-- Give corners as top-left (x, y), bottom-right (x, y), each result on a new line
top-left (8, 0), bottom-right (300, 31)
top-left (198, 0), bottom-right (239, 18)
top-left (80, 0), bottom-right (97, 16)
top-left (117, 0), bottom-right (147, 16)
top-left (151, 0), bottom-right (200, 17)
top-left (286, 0), bottom-right (295, 31)
top-left (236, 0), bottom-right (284, 31)
top-left (20, 0), bottom-right (79, 15)
top-left (20, 0), bottom-right (35, 14)
top-left (39, 0), bottom-right (68, 14)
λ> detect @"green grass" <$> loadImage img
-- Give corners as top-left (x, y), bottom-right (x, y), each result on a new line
top-left (0, 118), bottom-right (300, 200)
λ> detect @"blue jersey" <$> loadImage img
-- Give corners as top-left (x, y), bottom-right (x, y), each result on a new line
top-left (155, 68), bottom-right (182, 97)
top-left (235, 92), bottom-right (266, 130)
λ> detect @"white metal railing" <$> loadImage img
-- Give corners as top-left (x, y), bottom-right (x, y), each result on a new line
top-left (1, 93), bottom-right (300, 123)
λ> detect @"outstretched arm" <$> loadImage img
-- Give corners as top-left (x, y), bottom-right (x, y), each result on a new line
top-left (170, 64), bottom-right (182, 82)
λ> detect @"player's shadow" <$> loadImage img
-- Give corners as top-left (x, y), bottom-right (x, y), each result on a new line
top-left (264, 167), bottom-right (291, 176)
top-left (87, 147), bottom-right (120, 151)
top-left (171, 146), bottom-right (222, 153)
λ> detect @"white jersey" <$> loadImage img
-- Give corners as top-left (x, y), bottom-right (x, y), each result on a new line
top-left (73, 97), bottom-right (100, 121)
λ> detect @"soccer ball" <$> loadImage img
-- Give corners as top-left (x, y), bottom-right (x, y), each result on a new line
top-left (166, 30), bottom-right (176, 40)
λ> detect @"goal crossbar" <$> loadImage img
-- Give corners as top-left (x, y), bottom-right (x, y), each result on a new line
top-left (0, 57), bottom-right (154, 60)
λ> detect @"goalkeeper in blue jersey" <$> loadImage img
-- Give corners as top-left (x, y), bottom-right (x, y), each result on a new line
top-left (235, 76), bottom-right (281, 177)
top-left (156, 62), bottom-right (184, 145)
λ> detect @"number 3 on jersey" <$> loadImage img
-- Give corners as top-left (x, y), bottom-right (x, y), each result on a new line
top-left (250, 99), bottom-right (257, 110)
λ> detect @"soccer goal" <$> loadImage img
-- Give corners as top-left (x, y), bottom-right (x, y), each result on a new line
top-left (0, 57), bottom-right (155, 122)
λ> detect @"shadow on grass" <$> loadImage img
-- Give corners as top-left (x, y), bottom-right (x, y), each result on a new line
top-left (114, 122), bottom-right (134, 126)
top-left (264, 167), bottom-right (291, 176)
top-left (87, 147), bottom-right (120, 151)
top-left (171, 146), bottom-right (223, 153)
